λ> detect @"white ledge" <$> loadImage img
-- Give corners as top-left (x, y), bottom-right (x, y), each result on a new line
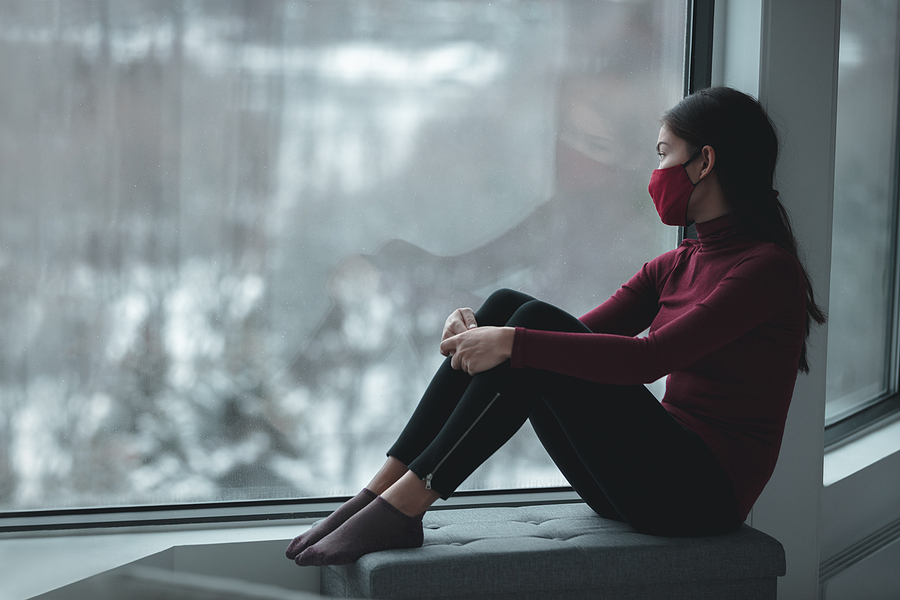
top-left (823, 414), bottom-right (900, 486)
top-left (0, 520), bottom-right (313, 600)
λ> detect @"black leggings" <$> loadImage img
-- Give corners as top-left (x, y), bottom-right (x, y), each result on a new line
top-left (388, 289), bottom-right (741, 537)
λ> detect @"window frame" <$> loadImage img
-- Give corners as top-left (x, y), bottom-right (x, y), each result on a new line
top-left (0, 487), bottom-right (582, 535)
top-left (824, 11), bottom-right (900, 448)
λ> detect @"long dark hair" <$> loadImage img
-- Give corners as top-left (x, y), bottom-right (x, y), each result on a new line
top-left (663, 87), bottom-right (826, 372)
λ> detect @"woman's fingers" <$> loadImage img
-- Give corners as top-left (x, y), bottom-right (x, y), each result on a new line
top-left (452, 348), bottom-right (465, 372)
top-left (439, 335), bottom-right (455, 358)
top-left (441, 336), bottom-right (466, 372)
top-left (441, 308), bottom-right (478, 345)
top-left (439, 327), bottom-right (514, 375)
top-left (458, 308), bottom-right (477, 329)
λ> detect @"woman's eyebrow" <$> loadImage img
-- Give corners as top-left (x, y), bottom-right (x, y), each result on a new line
top-left (656, 141), bottom-right (670, 151)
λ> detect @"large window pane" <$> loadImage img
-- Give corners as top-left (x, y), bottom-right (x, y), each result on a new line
top-left (0, 0), bottom-right (686, 511)
top-left (826, 0), bottom-right (900, 425)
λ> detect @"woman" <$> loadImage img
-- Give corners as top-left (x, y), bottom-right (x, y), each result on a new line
top-left (285, 87), bottom-right (826, 566)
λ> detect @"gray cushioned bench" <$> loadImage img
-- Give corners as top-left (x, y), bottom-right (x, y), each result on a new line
top-left (320, 503), bottom-right (785, 600)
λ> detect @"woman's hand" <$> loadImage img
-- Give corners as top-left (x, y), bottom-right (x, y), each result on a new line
top-left (442, 308), bottom-right (478, 342)
top-left (440, 326), bottom-right (515, 376)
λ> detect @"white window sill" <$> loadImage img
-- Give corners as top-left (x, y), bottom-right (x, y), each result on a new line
top-left (823, 413), bottom-right (900, 486)
top-left (0, 488), bottom-right (580, 600)
top-left (0, 520), bottom-right (313, 600)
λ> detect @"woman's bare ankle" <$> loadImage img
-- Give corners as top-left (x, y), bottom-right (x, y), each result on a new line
top-left (380, 471), bottom-right (440, 517)
top-left (366, 456), bottom-right (409, 495)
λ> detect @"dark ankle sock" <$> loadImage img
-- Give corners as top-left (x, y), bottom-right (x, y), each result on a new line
top-left (295, 496), bottom-right (424, 566)
top-left (285, 488), bottom-right (377, 560)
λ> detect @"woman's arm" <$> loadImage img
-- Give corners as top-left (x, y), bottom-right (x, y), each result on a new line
top-left (512, 248), bottom-right (805, 385)
top-left (436, 248), bottom-right (676, 377)
top-left (436, 256), bottom-right (667, 377)
top-left (576, 249), bottom-right (675, 336)
top-left (578, 283), bottom-right (660, 337)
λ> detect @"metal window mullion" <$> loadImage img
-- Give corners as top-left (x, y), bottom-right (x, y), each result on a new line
top-left (687, 0), bottom-right (715, 95)
top-left (887, 28), bottom-right (900, 408)
top-left (678, 0), bottom-right (715, 246)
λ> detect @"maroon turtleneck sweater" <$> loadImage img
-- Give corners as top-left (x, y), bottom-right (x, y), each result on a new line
top-left (510, 214), bottom-right (807, 520)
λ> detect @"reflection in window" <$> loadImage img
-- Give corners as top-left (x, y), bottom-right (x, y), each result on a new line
top-left (826, 0), bottom-right (900, 425)
top-left (0, 0), bottom-right (686, 511)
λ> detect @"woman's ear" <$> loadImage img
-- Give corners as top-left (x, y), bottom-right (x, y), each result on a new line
top-left (698, 145), bottom-right (716, 180)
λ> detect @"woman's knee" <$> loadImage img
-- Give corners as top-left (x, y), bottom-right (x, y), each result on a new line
top-left (475, 289), bottom-right (535, 325)
top-left (507, 300), bottom-right (588, 333)
top-left (484, 288), bottom-right (534, 309)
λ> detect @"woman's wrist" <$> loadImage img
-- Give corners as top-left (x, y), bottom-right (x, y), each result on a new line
top-left (501, 326), bottom-right (516, 359)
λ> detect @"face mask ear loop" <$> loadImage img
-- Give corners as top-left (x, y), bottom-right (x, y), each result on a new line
top-left (682, 148), bottom-right (705, 186)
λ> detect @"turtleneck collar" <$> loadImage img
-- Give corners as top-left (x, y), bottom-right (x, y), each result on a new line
top-left (693, 213), bottom-right (744, 252)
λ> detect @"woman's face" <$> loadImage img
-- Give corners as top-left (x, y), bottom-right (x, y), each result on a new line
top-left (653, 123), bottom-right (728, 224)
top-left (655, 124), bottom-right (692, 170)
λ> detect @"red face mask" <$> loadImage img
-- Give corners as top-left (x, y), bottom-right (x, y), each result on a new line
top-left (647, 150), bottom-right (702, 226)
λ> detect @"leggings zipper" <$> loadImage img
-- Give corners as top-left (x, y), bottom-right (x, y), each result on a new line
top-left (424, 392), bottom-right (501, 490)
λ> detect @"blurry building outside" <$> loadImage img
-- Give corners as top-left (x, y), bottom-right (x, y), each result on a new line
top-left (0, 0), bottom-right (686, 511)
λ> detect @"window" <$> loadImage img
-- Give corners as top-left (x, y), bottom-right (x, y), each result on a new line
top-left (0, 0), bottom-right (689, 516)
top-left (825, 0), bottom-right (900, 442)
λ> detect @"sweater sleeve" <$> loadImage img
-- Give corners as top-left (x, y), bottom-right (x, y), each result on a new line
top-left (577, 249), bottom-right (677, 335)
top-left (510, 247), bottom-right (803, 384)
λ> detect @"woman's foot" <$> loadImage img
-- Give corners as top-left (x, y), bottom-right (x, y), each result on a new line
top-left (285, 488), bottom-right (376, 560)
top-left (294, 497), bottom-right (424, 566)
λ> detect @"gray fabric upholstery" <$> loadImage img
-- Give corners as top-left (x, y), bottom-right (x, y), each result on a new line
top-left (321, 503), bottom-right (785, 600)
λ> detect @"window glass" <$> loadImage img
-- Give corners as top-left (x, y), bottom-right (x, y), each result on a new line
top-left (0, 0), bottom-right (686, 511)
top-left (826, 0), bottom-right (900, 425)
